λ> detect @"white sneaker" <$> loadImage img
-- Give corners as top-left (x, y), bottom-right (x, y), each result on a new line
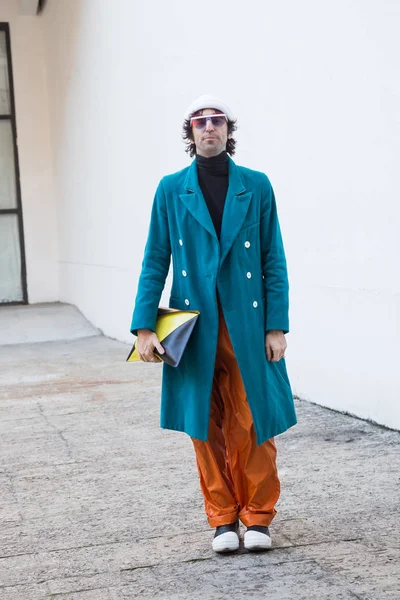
top-left (212, 521), bottom-right (240, 553)
top-left (244, 526), bottom-right (272, 551)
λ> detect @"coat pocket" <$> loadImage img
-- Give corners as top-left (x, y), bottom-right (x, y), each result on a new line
top-left (272, 359), bottom-right (291, 389)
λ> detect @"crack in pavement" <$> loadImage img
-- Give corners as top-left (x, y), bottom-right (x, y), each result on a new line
top-left (348, 591), bottom-right (364, 599)
top-left (0, 408), bottom-right (100, 424)
top-left (2, 471), bottom-right (24, 523)
top-left (37, 402), bottom-right (74, 460)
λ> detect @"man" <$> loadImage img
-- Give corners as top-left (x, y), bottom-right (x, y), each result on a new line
top-left (130, 94), bottom-right (296, 553)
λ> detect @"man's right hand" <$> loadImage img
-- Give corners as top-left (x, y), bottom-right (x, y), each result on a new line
top-left (137, 329), bottom-right (165, 363)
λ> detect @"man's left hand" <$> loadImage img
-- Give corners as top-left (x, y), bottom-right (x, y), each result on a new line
top-left (265, 330), bottom-right (287, 362)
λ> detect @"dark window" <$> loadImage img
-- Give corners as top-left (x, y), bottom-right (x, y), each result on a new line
top-left (0, 23), bottom-right (27, 304)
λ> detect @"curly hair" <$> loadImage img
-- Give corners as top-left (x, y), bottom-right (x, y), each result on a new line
top-left (182, 110), bottom-right (238, 157)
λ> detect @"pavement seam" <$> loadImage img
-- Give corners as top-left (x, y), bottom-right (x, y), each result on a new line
top-left (283, 536), bottom-right (365, 549)
top-left (48, 585), bottom-right (106, 597)
top-left (120, 551), bottom-right (321, 572)
top-left (0, 537), bottom-right (366, 561)
top-left (4, 379), bottom-right (130, 400)
top-left (0, 551), bottom-right (36, 560)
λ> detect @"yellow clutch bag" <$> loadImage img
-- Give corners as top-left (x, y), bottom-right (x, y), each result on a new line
top-left (127, 307), bottom-right (200, 367)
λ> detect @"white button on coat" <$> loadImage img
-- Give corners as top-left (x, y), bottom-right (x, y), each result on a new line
top-left (182, 270), bottom-right (187, 277)
top-left (247, 272), bottom-right (252, 279)
top-left (253, 301), bottom-right (258, 308)
top-left (245, 241), bottom-right (251, 248)
top-left (179, 239), bottom-right (183, 246)
top-left (185, 299), bottom-right (190, 306)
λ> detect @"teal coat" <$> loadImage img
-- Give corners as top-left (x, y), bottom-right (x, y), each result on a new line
top-left (130, 157), bottom-right (297, 444)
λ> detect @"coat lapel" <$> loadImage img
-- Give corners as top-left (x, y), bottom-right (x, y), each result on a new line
top-left (179, 160), bottom-right (218, 240)
top-left (219, 158), bottom-right (252, 265)
top-left (179, 157), bottom-right (252, 262)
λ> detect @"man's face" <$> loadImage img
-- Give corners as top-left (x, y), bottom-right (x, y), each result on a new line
top-left (191, 108), bottom-right (230, 158)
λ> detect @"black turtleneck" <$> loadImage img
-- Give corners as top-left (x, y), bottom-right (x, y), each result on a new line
top-left (196, 151), bottom-right (229, 239)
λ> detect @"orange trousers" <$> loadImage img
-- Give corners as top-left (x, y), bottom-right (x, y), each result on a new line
top-left (192, 302), bottom-right (280, 528)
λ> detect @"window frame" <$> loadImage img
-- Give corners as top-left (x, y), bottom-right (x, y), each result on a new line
top-left (0, 22), bottom-right (28, 304)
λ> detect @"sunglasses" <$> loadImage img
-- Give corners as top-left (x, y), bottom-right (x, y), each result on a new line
top-left (190, 113), bottom-right (227, 130)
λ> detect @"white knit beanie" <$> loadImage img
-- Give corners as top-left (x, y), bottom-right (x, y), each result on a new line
top-left (184, 94), bottom-right (235, 121)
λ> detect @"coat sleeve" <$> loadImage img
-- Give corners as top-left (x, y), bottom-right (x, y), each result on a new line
top-left (130, 179), bottom-right (171, 336)
top-left (260, 176), bottom-right (290, 334)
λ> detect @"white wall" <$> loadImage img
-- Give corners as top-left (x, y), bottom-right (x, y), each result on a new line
top-left (0, 0), bottom-right (58, 302)
top-left (40, 0), bottom-right (400, 430)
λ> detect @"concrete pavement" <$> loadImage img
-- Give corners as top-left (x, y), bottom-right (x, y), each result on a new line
top-left (0, 304), bottom-right (399, 599)
top-left (0, 303), bottom-right (100, 346)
